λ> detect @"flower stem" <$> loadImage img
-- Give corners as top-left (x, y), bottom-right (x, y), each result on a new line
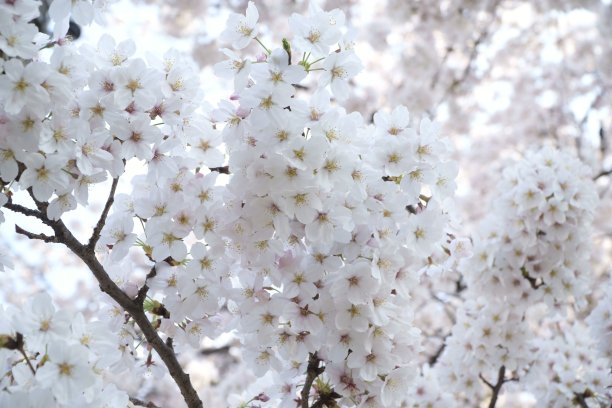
top-left (255, 37), bottom-right (271, 54)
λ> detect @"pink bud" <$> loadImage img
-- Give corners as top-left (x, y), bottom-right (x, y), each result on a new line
top-left (255, 393), bottom-right (270, 402)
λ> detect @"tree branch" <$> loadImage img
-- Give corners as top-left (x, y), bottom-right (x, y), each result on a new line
top-left (594, 168), bottom-right (612, 180)
top-left (129, 397), bottom-right (161, 408)
top-left (136, 265), bottom-right (158, 305)
top-left (88, 177), bottom-right (119, 250)
top-left (301, 352), bottom-right (323, 408)
top-left (310, 392), bottom-right (342, 408)
top-left (479, 365), bottom-right (519, 408)
top-left (22, 209), bottom-right (202, 408)
top-left (4, 201), bottom-right (49, 224)
top-left (15, 224), bottom-right (58, 243)
top-left (572, 390), bottom-right (594, 408)
top-left (199, 345), bottom-right (231, 356)
top-left (208, 166), bottom-right (230, 174)
top-left (310, 387), bottom-right (342, 408)
top-left (428, 342), bottom-right (446, 366)
top-left (27, 188), bottom-right (49, 214)
top-left (521, 267), bottom-right (545, 289)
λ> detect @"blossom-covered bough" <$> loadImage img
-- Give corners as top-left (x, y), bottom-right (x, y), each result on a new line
top-left (433, 148), bottom-right (608, 407)
top-left (0, 1), bottom-right (610, 407)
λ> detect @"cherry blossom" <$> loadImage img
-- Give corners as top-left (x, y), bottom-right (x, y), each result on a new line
top-left (219, 1), bottom-right (259, 50)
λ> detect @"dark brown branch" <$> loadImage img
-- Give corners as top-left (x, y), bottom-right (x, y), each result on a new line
top-left (572, 389), bottom-right (594, 408)
top-left (301, 352), bottom-right (323, 408)
top-left (479, 372), bottom-right (495, 389)
top-left (310, 391), bottom-right (342, 408)
top-left (4, 201), bottom-right (49, 224)
top-left (428, 343), bottom-right (446, 366)
top-left (521, 267), bottom-right (545, 290)
top-left (479, 365), bottom-right (519, 408)
top-left (20, 206), bottom-right (202, 408)
top-left (209, 166), bottom-right (230, 174)
top-left (15, 225), bottom-right (58, 243)
top-left (455, 276), bottom-right (467, 293)
top-left (27, 188), bottom-right (49, 214)
top-left (594, 168), bottom-right (612, 180)
top-left (199, 345), bottom-right (231, 356)
top-left (88, 177), bottom-right (119, 250)
top-left (310, 400), bottom-right (328, 408)
top-left (129, 397), bottom-right (161, 408)
top-left (136, 266), bottom-right (158, 305)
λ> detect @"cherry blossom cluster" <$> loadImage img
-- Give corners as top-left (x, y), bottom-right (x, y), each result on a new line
top-left (524, 321), bottom-right (611, 407)
top-left (0, 0), bottom-right (177, 229)
top-left (114, 2), bottom-right (456, 405)
top-left (587, 278), bottom-right (612, 366)
top-left (135, 2), bottom-right (459, 406)
top-left (463, 147), bottom-right (598, 309)
top-left (0, 293), bottom-right (128, 407)
top-left (3, 0), bottom-right (458, 405)
top-left (0, 0), bottom-right (215, 404)
top-left (433, 147), bottom-right (604, 406)
top-left (433, 297), bottom-right (531, 405)
top-left (0, 0), bottom-right (45, 60)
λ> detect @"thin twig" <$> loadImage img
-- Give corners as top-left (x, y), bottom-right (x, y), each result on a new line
top-left (428, 343), bottom-right (446, 366)
top-left (479, 365), bottom-right (519, 408)
top-left (27, 188), bottom-right (49, 214)
top-left (209, 166), bottom-right (230, 174)
top-left (15, 334), bottom-right (36, 375)
top-left (594, 168), bottom-right (612, 180)
top-left (15, 225), bottom-right (58, 243)
top-left (136, 265), bottom-right (158, 305)
top-left (200, 345), bottom-right (231, 356)
top-left (4, 201), bottom-right (48, 223)
top-left (88, 177), bottom-right (119, 250)
top-left (572, 391), bottom-right (592, 408)
top-left (521, 267), bottom-right (545, 290)
top-left (129, 397), bottom-right (161, 408)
